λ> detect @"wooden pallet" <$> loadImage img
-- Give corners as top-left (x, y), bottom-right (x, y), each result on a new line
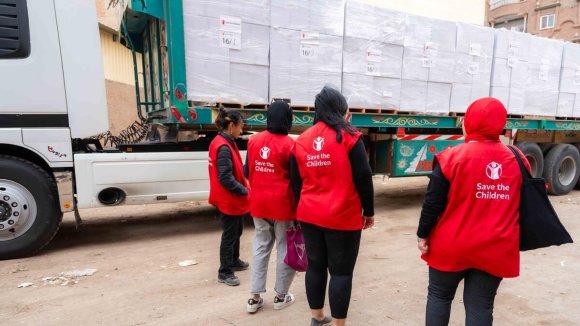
top-left (449, 112), bottom-right (466, 117)
top-left (556, 116), bottom-right (580, 121)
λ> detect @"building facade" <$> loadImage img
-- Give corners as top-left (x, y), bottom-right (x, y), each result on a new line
top-left (95, 0), bottom-right (142, 135)
top-left (487, 0), bottom-right (580, 42)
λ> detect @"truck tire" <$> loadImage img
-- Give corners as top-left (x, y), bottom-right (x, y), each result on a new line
top-left (539, 143), bottom-right (556, 155)
top-left (543, 144), bottom-right (580, 196)
top-left (0, 156), bottom-right (62, 260)
top-left (515, 142), bottom-right (544, 178)
top-left (576, 143), bottom-right (580, 189)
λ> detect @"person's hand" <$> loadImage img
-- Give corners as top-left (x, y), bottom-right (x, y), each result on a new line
top-left (363, 216), bottom-right (374, 229)
top-left (418, 238), bottom-right (429, 254)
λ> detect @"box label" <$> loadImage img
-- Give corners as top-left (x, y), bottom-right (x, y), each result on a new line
top-left (219, 16), bottom-right (242, 50)
top-left (469, 43), bottom-right (482, 56)
top-left (366, 49), bottom-right (382, 63)
top-left (366, 62), bottom-right (381, 76)
top-left (300, 44), bottom-right (318, 59)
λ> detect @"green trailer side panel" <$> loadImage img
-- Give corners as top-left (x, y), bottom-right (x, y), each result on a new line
top-left (131, 0), bottom-right (164, 20)
top-left (390, 139), bottom-right (462, 177)
top-left (166, 0), bottom-right (188, 112)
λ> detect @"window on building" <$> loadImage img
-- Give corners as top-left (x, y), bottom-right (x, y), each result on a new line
top-left (540, 14), bottom-right (555, 30)
top-left (0, 0), bottom-right (30, 59)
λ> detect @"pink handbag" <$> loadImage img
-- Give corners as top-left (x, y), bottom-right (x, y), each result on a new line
top-left (284, 223), bottom-right (308, 272)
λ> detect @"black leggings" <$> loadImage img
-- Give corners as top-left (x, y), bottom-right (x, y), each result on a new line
top-left (427, 267), bottom-right (503, 326)
top-left (218, 212), bottom-right (244, 278)
top-left (301, 222), bottom-right (361, 319)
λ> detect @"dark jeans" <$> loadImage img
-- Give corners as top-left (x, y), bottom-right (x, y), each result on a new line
top-left (301, 222), bottom-right (361, 319)
top-left (426, 267), bottom-right (503, 326)
top-left (218, 212), bottom-right (244, 278)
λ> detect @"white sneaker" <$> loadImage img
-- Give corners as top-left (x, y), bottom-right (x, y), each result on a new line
top-left (247, 297), bottom-right (264, 313)
top-left (273, 293), bottom-right (295, 310)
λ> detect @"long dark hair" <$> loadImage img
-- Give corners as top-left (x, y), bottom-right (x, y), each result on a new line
top-left (215, 108), bottom-right (244, 131)
top-left (313, 85), bottom-right (357, 143)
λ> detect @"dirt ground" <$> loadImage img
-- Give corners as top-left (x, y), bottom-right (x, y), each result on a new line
top-left (1, 177), bottom-right (579, 326)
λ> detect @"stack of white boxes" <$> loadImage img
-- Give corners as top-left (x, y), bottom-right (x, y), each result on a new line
top-left (183, 0), bottom-right (270, 104)
top-left (400, 14), bottom-right (456, 114)
top-left (269, 0), bottom-right (345, 106)
top-left (558, 43), bottom-right (580, 117)
top-left (524, 35), bottom-right (563, 116)
top-left (490, 29), bottom-right (530, 114)
top-left (450, 23), bottom-right (494, 113)
top-left (341, 1), bottom-right (405, 110)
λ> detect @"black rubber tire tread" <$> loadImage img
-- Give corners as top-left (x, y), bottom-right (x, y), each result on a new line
top-left (515, 142), bottom-right (544, 178)
top-left (543, 145), bottom-right (580, 196)
top-left (576, 143), bottom-right (580, 189)
top-left (538, 143), bottom-right (556, 155)
top-left (0, 155), bottom-right (63, 260)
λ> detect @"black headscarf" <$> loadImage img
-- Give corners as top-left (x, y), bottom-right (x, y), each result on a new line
top-left (267, 101), bottom-right (293, 135)
top-left (313, 85), bottom-right (357, 143)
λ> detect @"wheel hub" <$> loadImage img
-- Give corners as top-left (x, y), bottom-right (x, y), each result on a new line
top-left (0, 180), bottom-right (37, 239)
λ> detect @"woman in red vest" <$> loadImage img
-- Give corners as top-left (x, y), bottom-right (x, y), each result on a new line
top-left (291, 86), bottom-right (375, 326)
top-left (208, 108), bottom-right (250, 287)
top-left (245, 100), bottom-right (298, 313)
top-left (417, 98), bottom-right (530, 325)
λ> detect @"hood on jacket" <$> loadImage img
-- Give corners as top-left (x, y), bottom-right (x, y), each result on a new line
top-left (267, 101), bottom-right (293, 135)
top-left (464, 97), bottom-right (507, 143)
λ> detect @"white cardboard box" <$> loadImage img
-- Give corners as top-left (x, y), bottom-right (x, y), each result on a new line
top-left (270, 0), bottom-right (346, 36)
top-left (342, 73), bottom-right (401, 109)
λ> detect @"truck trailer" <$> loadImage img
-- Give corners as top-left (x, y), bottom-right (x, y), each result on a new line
top-left (0, 0), bottom-right (579, 259)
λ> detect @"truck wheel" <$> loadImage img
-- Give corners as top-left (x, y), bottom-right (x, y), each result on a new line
top-left (576, 143), bottom-right (580, 189)
top-left (515, 142), bottom-right (544, 178)
top-left (543, 144), bottom-right (580, 195)
top-left (0, 156), bottom-right (62, 260)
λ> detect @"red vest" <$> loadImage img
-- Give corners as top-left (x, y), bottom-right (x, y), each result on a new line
top-left (422, 142), bottom-right (528, 278)
top-left (208, 134), bottom-right (250, 215)
top-left (293, 122), bottom-right (363, 230)
top-left (247, 131), bottom-right (296, 221)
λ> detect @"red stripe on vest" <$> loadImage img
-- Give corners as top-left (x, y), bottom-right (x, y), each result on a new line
top-left (208, 134), bottom-right (250, 215)
top-left (247, 131), bottom-right (296, 221)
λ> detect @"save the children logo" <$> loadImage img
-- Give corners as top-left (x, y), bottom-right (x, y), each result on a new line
top-left (313, 136), bottom-right (324, 152)
top-left (486, 162), bottom-right (502, 180)
top-left (260, 146), bottom-right (271, 160)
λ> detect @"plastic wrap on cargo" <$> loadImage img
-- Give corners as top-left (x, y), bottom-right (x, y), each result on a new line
top-left (450, 83), bottom-right (490, 113)
top-left (526, 63), bottom-right (561, 92)
top-left (560, 67), bottom-right (580, 93)
top-left (344, 1), bottom-right (405, 45)
top-left (426, 82), bottom-right (451, 114)
top-left (270, 66), bottom-right (342, 106)
top-left (562, 42), bottom-right (580, 68)
top-left (343, 37), bottom-right (403, 78)
top-left (183, 15), bottom-right (269, 66)
top-left (557, 93), bottom-right (576, 117)
top-left (402, 47), bottom-right (430, 81)
top-left (494, 28), bottom-right (530, 61)
top-left (404, 14), bottom-right (456, 50)
top-left (429, 51), bottom-right (456, 83)
top-left (342, 73), bottom-right (401, 109)
top-left (186, 57), bottom-right (269, 104)
top-left (270, 0), bottom-right (346, 36)
top-left (527, 35), bottom-right (563, 66)
top-left (524, 90), bottom-right (559, 116)
top-left (455, 53), bottom-right (493, 85)
top-left (400, 80), bottom-right (427, 112)
top-left (491, 57), bottom-right (528, 88)
top-left (185, 0), bottom-right (270, 26)
top-left (490, 87), bottom-right (510, 110)
top-left (269, 27), bottom-right (343, 105)
top-left (491, 86), bottom-right (525, 115)
top-left (456, 22), bottom-right (495, 58)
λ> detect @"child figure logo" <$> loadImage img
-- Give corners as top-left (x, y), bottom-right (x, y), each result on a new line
top-left (313, 136), bottom-right (324, 152)
top-left (486, 162), bottom-right (502, 180)
top-left (260, 146), bottom-right (270, 160)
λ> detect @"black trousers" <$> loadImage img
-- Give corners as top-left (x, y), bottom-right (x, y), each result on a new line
top-left (426, 267), bottom-right (503, 326)
top-left (301, 222), bottom-right (362, 319)
top-left (218, 212), bottom-right (244, 278)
